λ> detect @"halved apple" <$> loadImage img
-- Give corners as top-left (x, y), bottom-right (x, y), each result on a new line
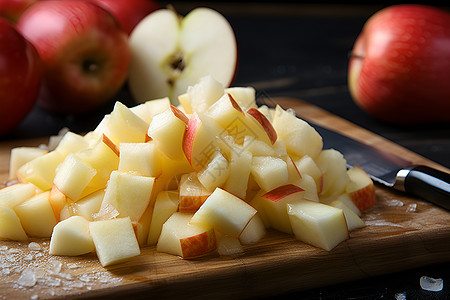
top-left (128, 8), bottom-right (237, 105)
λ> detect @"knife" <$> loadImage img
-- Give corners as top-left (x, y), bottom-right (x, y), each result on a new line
top-left (310, 123), bottom-right (450, 211)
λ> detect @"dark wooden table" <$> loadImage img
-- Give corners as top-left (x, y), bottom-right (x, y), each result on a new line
top-left (2, 2), bottom-right (449, 299)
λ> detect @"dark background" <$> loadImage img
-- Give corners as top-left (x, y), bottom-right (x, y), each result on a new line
top-left (2, 2), bottom-right (449, 299)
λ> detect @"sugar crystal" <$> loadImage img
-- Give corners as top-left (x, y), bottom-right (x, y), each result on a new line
top-left (420, 276), bottom-right (443, 292)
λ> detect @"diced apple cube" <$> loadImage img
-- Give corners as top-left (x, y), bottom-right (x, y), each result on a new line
top-left (197, 150), bottom-right (230, 191)
top-left (0, 183), bottom-right (38, 208)
top-left (217, 234), bottom-right (243, 256)
top-left (317, 149), bottom-right (349, 198)
top-left (100, 171), bottom-right (155, 223)
top-left (148, 190), bottom-right (179, 245)
top-left (190, 188), bottom-right (257, 237)
top-left (14, 191), bottom-right (57, 238)
top-left (53, 153), bottom-right (97, 201)
top-left (258, 184), bottom-right (304, 234)
top-left (250, 156), bottom-right (288, 191)
top-left (89, 217), bottom-right (141, 266)
top-left (17, 151), bottom-right (65, 191)
top-left (272, 105), bottom-right (323, 160)
top-left (130, 97), bottom-right (171, 124)
top-left (54, 131), bottom-right (89, 157)
top-left (188, 75), bottom-right (224, 113)
top-left (345, 165), bottom-right (376, 211)
top-left (239, 213), bottom-right (266, 245)
top-left (147, 105), bottom-right (189, 161)
top-left (76, 189), bottom-right (105, 221)
top-left (9, 147), bottom-right (48, 179)
top-left (330, 200), bottom-right (365, 231)
top-left (178, 173), bottom-right (211, 213)
top-left (287, 199), bottom-right (349, 251)
top-left (0, 206), bottom-right (28, 241)
top-left (49, 216), bottom-right (95, 256)
top-left (105, 101), bottom-right (149, 146)
top-left (224, 147), bottom-right (252, 200)
top-left (118, 142), bottom-right (162, 177)
top-left (295, 155), bottom-right (323, 193)
top-left (157, 212), bottom-right (216, 259)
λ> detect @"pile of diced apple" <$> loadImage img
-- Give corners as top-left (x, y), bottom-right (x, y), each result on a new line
top-left (0, 75), bottom-right (376, 266)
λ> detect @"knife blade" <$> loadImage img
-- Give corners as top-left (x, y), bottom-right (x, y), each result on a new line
top-left (310, 123), bottom-right (450, 211)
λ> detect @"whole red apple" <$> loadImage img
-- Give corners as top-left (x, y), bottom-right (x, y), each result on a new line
top-left (348, 4), bottom-right (450, 123)
top-left (0, 18), bottom-right (42, 136)
top-left (17, 0), bottom-right (130, 114)
top-left (0, 0), bottom-right (38, 22)
top-left (83, 0), bottom-right (158, 35)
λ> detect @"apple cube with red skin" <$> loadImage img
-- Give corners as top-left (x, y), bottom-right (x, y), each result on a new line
top-left (190, 188), bottom-right (257, 237)
top-left (147, 105), bottom-right (189, 161)
top-left (157, 212), bottom-right (217, 259)
top-left (287, 199), bottom-right (349, 251)
top-left (239, 213), bottom-right (266, 245)
top-left (178, 173), bottom-right (211, 213)
top-left (257, 184), bottom-right (304, 234)
top-left (89, 217), bottom-right (141, 266)
top-left (330, 200), bottom-right (365, 231)
top-left (345, 165), bottom-right (376, 211)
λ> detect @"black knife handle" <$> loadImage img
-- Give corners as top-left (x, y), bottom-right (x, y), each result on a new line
top-left (397, 165), bottom-right (450, 210)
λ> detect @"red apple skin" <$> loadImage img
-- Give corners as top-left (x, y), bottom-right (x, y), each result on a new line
top-left (0, 0), bottom-right (38, 22)
top-left (0, 18), bottom-right (42, 136)
top-left (17, 0), bottom-right (130, 114)
top-left (83, 0), bottom-right (158, 35)
top-left (348, 4), bottom-right (450, 124)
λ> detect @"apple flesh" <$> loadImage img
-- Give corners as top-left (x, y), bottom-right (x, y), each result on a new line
top-left (0, 18), bottom-right (42, 136)
top-left (128, 7), bottom-right (237, 105)
top-left (348, 4), bottom-right (450, 123)
top-left (17, 0), bottom-right (130, 114)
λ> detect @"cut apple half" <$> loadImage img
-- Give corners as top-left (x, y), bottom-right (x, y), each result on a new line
top-left (129, 7), bottom-right (237, 105)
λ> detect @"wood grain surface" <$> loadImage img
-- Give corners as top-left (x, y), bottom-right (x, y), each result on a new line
top-left (1, 98), bottom-right (449, 300)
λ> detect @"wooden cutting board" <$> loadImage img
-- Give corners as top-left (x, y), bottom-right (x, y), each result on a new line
top-left (1, 98), bottom-right (449, 300)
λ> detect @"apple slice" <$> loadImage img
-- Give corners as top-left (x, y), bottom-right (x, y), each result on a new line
top-left (53, 153), bottom-right (97, 201)
top-left (9, 146), bottom-right (47, 180)
top-left (49, 216), bottom-right (95, 256)
top-left (178, 173), bottom-right (211, 213)
top-left (345, 165), bottom-right (376, 211)
top-left (157, 212), bottom-right (217, 258)
top-left (147, 105), bottom-right (189, 161)
top-left (128, 7), bottom-right (237, 105)
top-left (147, 190), bottom-right (179, 245)
top-left (14, 191), bottom-right (57, 238)
top-left (0, 206), bottom-right (28, 241)
top-left (250, 156), bottom-right (289, 191)
top-left (89, 217), bottom-right (141, 266)
top-left (287, 199), bottom-right (349, 251)
top-left (190, 187), bottom-right (257, 237)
